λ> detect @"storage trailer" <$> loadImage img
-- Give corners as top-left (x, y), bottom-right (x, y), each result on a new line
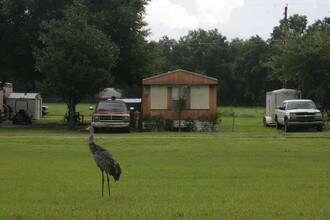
top-left (263, 89), bottom-right (301, 126)
top-left (6, 93), bottom-right (43, 120)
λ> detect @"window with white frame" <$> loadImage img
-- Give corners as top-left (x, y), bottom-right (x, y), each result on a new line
top-left (150, 86), bottom-right (167, 109)
top-left (190, 85), bottom-right (209, 109)
top-left (172, 86), bottom-right (187, 112)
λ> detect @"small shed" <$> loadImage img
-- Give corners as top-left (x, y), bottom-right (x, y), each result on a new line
top-left (0, 83), bottom-right (13, 119)
top-left (142, 69), bottom-right (218, 123)
top-left (117, 98), bottom-right (142, 111)
top-left (6, 93), bottom-right (43, 120)
top-left (0, 89), bottom-right (3, 115)
top-left (95, 88), bottom-right (122, 100)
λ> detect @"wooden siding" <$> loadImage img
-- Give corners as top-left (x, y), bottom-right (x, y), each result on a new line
top-left (142, 86), bottom-right (151, 115)
top-left (143, 69), bottom-right (218, 85)
top-left (209, 85), bottom-right (217, 111)
top-left (142, 84), bottom-right (217, 120)
top-left (167, 87), bottom-right (172, 110)
top-left (142, 70), bottom-right (218, 121)
top-left (0, 90), bottom-right (3, 113)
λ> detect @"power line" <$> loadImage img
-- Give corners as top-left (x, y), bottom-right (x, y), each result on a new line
top-left (148, 3), bottom-right (330, 8)
top-left (159, 39), bottom-right (301, 46)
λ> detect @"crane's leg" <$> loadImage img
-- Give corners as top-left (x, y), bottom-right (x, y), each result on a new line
top-left (101, 170), bottom-right (105, 196)
top-left (106, 173), bottom-right (111, 196)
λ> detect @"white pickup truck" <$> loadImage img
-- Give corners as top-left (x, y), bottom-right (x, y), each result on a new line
top-left (275, 99), bottom-right (323, 132)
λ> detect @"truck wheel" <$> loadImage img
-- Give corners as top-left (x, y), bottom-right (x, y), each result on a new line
top-left (316, 126), bottom-right (323, 132)
top-left (275, 120), bottom-right (282, 129)
top-left (275, 116), bottom-right (281, 129)
top-left (26, 117), bottom-right (32, 124)
top-left (276, 122), bottom-right (281, 129)
top-left (12, 116), bottom-right (17, 124)
top-left (263, 117), bottom-right (268, 127)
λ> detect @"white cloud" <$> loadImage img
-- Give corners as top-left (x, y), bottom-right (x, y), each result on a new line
top-left (308, 0), bottom-right (319, 8)
top-left (146, 0), bottom-right (245, 28)
top-left (145, 0), bottom-right (199, 29)
top-left (145, 0), bottom-right (330, 41)
top-left (195, 0), bottom-right (244, 25)
top-left (145, 0), bottom-right (245, 40)
top-left (308, 0), bottom-right (330, 8)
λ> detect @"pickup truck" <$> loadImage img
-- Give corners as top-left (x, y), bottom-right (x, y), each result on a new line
top-left (90, 99), bottom-right (130, 132)
top-left (275, 99), bottom-right (323, 132)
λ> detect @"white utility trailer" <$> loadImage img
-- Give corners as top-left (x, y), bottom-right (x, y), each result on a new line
top-left (6, 93), bottom-right (43, 120)
top-left (263, 89), bottom-right (301, 126)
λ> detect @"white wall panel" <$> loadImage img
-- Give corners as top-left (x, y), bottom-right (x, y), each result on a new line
top-left (191, 85), bottom-right (209, 109)
top-left (150, 86), bottom-right (167, 109)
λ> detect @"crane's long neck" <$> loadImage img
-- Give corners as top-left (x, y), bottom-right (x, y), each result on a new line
top-left (88, 126), bottom-right (99, 154)
top-left (89, 126), bottom-right (95, 144)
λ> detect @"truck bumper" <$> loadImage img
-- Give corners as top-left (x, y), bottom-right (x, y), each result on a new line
top-left (91, 122), bottom-right (130, 128)
top-left (286, 119), bottom-right (324, 128)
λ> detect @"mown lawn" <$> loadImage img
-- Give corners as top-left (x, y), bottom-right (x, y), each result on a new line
top-left (0, 105), bottom-right (329, 219)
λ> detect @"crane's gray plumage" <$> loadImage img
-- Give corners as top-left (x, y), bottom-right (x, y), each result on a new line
top-left (86, 126), bottom-right (121, 196)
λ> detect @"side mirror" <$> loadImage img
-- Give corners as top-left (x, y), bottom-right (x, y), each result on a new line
top-left (89, 107), bottom-right (94, 110)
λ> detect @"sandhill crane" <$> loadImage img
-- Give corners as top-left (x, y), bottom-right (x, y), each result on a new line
top-left (86, 126), bottom-right (122, 196)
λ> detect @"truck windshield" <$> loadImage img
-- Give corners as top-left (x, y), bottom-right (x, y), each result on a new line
top-left (96, 102), bottom-right (127, 111)
top-left (287, 101), bottom-right (316, 110)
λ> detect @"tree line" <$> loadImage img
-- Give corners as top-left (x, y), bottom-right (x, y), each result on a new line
top-left (1, 0), bottom-right (329, 125)
top-left (155, 15), bottom-right (330, 108)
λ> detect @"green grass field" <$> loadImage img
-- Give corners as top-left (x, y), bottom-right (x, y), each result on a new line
top-left (0, 104), bottom-right (329, 219)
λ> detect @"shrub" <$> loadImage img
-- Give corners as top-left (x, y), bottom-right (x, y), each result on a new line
top-left (142, 114), bottom-right (165, 131)
top-left (199, 113), bottom-right (221, 131)
top-left (183, 117), bottom-right (196, 132)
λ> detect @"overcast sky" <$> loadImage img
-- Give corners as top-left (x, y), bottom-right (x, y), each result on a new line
top-left (144, 0), bottom-right (330, 41)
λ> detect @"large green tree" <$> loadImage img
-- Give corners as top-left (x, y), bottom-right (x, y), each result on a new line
top-left (156, 29), bottom-right (277, 106)
top-left (267, 14), bottom-right (308, 88)
top-left (269, 14), bottom-right (307, 44)
top-left (1, 0), bottom-right (162, 97)
top-left (0, 0), bottom-right (68, 91)
top-left (232, 36), bottom-right (273, 106)
top-left (157, 36), bottom-right (180, 72)
top-left (268, 16), bottom-right (330, 108)
top-left (157, 29), bottom-right (233, 105)
top-left (274, 30), bottom-right (330, 108)
top-left (87, 0), bottom-right (162, 97)
top-left (34, 0), bottom-right (119, 126)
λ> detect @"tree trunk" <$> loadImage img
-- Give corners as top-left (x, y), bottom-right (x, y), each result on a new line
top-left (67, 99), bottom-right (77, 127)
top-left (178, 112), bottom-right (181, 132)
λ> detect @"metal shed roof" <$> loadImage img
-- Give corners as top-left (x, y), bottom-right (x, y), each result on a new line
top-left (95, 88), bottom-right (122, 99)
top-left (266, 89), bottom-right (301, 95)
top-left (6, 93), bottom-right (41, 99)
top-left (116, 98), bottom-right (142, 104)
